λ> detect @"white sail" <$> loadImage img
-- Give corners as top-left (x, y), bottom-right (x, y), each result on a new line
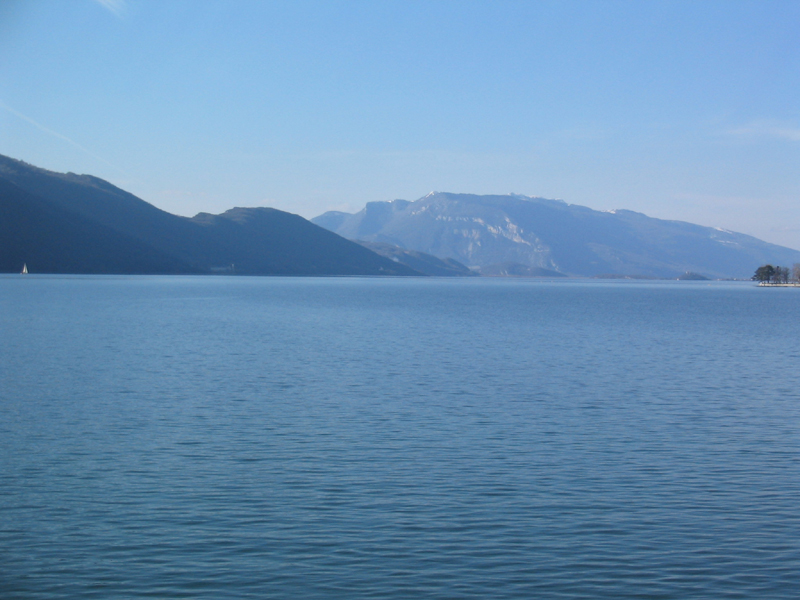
top-left (21, 263), bottom-right (28, 274)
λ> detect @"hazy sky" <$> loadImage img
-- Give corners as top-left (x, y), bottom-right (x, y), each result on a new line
top-left (1, 0), bottom-right (799, 249)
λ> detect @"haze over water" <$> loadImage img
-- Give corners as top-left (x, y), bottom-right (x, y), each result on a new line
top-left (2, 276), bottom-right (799, 598)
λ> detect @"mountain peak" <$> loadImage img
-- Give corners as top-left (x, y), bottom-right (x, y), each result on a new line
top-left (312, 192), bottom-right (800, 278)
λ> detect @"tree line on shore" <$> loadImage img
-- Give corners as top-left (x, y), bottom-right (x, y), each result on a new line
top-left (753, 264), bottom-right (800, 284)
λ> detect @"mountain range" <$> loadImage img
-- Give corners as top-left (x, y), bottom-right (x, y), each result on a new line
top-left (0, 154), bottom-right (418, 276)
top-left (313, 192), bottom-right (800, 279)
top-left (4, 153), bottom-right (799, 279)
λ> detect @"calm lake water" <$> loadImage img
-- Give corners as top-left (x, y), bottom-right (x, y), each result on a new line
top-left (2, 275), bottom-right (799, 599)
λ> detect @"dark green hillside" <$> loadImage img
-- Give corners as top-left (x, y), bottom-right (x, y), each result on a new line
top-left (0, 155), bottom-right (215, 269)
top-left (191, 208), bottom-right (420, 276)
top-left (0, 179), bottom-right (196, 274)
top-left (0, 154), bottom-right (421, 276)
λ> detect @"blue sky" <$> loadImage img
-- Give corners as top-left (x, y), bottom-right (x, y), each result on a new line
top-left (1, 0), bottom-right (799, 249)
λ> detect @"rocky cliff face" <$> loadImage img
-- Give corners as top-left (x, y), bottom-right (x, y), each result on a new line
top-left (313, 192), bottom-right (800, 279)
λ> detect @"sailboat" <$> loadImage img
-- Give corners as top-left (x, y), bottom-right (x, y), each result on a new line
top-left (21, 263), bottom-right (28, 274)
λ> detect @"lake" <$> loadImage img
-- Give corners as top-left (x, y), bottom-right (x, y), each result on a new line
top-left (1, 275), bottom-right (799, 599)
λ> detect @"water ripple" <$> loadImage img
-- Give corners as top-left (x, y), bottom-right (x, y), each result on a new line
top-left (1, 277), bottom-right (799, 598)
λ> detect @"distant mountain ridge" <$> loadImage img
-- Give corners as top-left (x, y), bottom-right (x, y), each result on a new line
top-left (0, 155), bottom-right (419, 276)
top-left (6, 154), bottom-right (798, 279)
top-left (312, 192), bottom-right (800, 279)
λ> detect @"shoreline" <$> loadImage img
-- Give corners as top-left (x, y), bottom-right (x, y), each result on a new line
top-left (758, 282), bottom-right (800, 287)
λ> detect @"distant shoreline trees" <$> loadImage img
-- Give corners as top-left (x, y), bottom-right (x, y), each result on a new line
top-left (753, 264), bottom-right (800, 284)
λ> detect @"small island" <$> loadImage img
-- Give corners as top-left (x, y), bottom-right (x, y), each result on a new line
top-left (753, 264), bottom-right (800, 286)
